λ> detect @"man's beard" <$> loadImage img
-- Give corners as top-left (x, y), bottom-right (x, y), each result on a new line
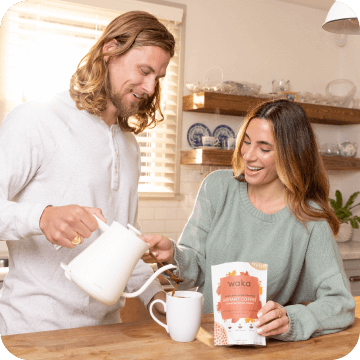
top-left (107, 78), bottom-right (146, 118)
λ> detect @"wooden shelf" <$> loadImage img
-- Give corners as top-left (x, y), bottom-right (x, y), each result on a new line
top-left (181, 149), bottom-right (233, 166)
top-left (180, 149), bottom-right (360, 171)
top-left (322, 155), bottom-right (360, 171)
top-left (182, 92), bottom-right (360, 171)
top-left (183, 92), bottom-right (360, 125)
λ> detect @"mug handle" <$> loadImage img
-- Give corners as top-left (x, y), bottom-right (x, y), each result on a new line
top-left (149, 299), bottom-right (168, 333)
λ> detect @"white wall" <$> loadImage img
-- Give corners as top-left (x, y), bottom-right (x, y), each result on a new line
top-left (138, 0), bottom-right (360, 241)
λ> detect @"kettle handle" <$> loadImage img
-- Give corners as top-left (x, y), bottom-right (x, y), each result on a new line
top-left (93, 215), bottom-right (110, 232)
top-left (122, 264), bottom-right (178, 298)
top-left (54, 214), bottom-right (109, 251)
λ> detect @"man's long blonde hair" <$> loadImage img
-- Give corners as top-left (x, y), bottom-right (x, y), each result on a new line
top-left (69, 11), bottom-right (175, 134)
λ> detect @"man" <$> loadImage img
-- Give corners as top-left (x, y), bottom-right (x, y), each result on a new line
top-left (0, 11), bottom-right (175, 335)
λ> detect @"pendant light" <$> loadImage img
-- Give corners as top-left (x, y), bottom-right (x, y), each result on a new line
top-left (323, 0), bottom-right (360, 34)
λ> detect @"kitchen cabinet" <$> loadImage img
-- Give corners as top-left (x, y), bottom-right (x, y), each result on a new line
top-left (338, 242), bottom-right (360, 297)
top-left (344, 259), bottom-right (360, 296)
top-left (181, 92), bottom-right (360, 170)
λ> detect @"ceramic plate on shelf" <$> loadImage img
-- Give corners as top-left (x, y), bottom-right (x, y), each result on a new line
top-left (187, 123), bottom-right (211, 148)
top-left (213, 125), bottom-right (236, 145)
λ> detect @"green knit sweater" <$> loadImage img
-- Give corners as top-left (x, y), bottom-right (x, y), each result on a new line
top-left (171, 170), bottom-right (355, 341)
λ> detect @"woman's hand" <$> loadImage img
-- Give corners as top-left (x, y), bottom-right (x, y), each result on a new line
top-left (255, 300), bottom-right (289, 337)
top-left (140, 234), bottom-right (175, 264)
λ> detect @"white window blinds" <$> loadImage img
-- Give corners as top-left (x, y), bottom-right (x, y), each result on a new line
top-left (0, 0), bottom-right (183, 196)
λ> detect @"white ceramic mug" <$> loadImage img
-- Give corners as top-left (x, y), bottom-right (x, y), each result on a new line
top-left (202, 136), bottom-right (219, 147)
top-left (149, 291), bottom-right (203, 342)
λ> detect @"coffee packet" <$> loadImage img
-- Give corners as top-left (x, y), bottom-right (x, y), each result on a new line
top-left (211, 261), bottom-right (268, 346)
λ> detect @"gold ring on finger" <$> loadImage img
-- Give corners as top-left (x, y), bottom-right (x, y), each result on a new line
top-left (71, 233), bottom-right (81, 245)
top-left (277, 308), bottom-right (282, 318)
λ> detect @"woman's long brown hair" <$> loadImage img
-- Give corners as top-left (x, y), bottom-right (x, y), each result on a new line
top-left (232, 99), bottom-right (339, 236)
top-left (69, 11), bottom-right (175, 134)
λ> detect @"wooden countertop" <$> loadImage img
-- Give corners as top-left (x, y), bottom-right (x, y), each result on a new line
top-left (1, 297), bottom-right (360, 360)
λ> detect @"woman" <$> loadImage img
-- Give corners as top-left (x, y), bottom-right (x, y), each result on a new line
top-left (141, 99), bottom-right (355, 341)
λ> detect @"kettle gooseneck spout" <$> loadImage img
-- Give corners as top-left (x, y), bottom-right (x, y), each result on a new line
top-left (122, 264), bottom-right (177, 298)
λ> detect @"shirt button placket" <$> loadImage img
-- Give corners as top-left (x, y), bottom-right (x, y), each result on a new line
top-left (110, 128), bottom-right (120, 190)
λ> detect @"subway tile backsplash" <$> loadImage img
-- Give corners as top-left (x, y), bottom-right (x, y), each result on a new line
top-left (138, 165), bottom-right (228, 241)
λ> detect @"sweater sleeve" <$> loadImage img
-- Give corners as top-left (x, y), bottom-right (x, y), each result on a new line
top-left (0, 103), bottom-right (50, 240)
top-left (273, 221), bottom-right (355, 341)
top-left (171, 172), bottom-right (219, 290)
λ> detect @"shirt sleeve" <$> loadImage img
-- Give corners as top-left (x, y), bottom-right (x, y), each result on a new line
top-left (0, 103), bottom-right (50, 241)
top-left (273, 221), bottom-right (355, 341)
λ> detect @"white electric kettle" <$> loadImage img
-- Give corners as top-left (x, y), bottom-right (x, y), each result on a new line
top-left (60, 215), bottom-right (176, 306)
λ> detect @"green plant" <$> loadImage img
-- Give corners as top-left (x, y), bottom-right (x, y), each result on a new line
top-left (329, 190), bottom-right (360, 229)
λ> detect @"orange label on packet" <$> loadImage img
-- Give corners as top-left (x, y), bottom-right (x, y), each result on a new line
top-left (218, 272), bottom-right (262, 322)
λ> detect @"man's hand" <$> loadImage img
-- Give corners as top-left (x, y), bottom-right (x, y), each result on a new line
top-left (147, 291), bottom-right (167, 322)
top-left (39, 205), bottom-right (107, 248)
top-left (141, 234), bottom-right (175, 264)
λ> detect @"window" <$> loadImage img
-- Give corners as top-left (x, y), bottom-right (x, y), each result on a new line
top-left (0, 0), bottom-right (184, 196)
